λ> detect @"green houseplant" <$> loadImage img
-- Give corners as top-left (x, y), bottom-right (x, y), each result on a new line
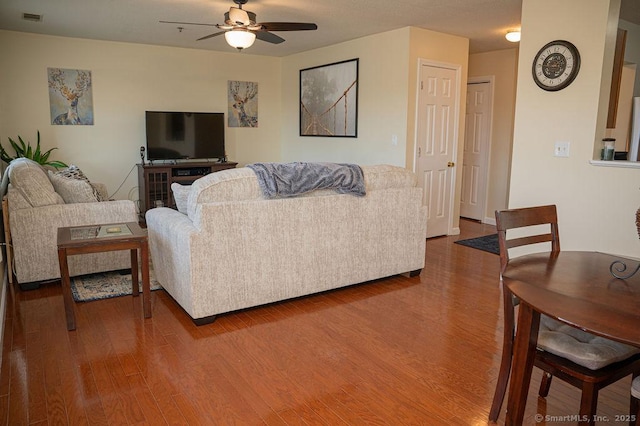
top-left (0, 131), bottom-right (67, 168)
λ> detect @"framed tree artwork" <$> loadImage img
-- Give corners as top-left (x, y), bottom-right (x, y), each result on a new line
top-left (300, 58), bottom-right (358, 137)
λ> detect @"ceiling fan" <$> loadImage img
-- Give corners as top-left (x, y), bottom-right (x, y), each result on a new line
top-left (160, 0), bottom-right (318, 50)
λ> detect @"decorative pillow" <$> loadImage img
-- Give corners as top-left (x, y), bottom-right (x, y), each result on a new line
top-left (171, 183), bottom-right (191, 214)
top-left (48, 165), bottom-right (104, 203)
top-left (8, 158), bottom-right (64, 207)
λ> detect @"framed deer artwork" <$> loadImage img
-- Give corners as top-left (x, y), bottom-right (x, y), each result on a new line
top-left (299, 58), bottom-right (358, 137)
top-left (228, 81), bottom-right (258, 128)
top-left (47, 68), bottom-right (94, 125)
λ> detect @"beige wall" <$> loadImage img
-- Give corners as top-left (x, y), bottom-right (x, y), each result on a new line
top-left (468, 48), bottom-right (519, 223)
top-left (1, 26), bottom-right (470, 235)
top-left (280, 26), bottom-right (469, 234)
top-left (280, 26), bottom-right (468, 173)
top-left (0, 30), bottom-right (282, 202)
top-left (510, 0), bottom-right (640, 257)
top-left (280, 28), bottom-right (411, 166)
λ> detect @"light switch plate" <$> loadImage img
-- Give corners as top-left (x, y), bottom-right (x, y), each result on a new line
top-left (554, 141), bottom-right (570, 158)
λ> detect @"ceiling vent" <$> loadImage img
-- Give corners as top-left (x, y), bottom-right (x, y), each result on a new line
top-left (22, 13), bottom-right (43, 22)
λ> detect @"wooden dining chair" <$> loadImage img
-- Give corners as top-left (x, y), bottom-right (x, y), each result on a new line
top-left (489, 204), bottom-right (640, 424)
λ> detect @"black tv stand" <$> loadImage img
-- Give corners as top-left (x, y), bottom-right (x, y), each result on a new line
top-left (137, 161), bottom-right (237, 219)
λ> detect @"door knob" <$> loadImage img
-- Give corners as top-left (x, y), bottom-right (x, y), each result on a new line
top-left (447, 162), bottom-right (455, 167)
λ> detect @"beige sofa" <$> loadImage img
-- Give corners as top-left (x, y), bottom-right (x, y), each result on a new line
top-left (3, 159), bottom-right (138, 287)
top-left (146, 164), bottom-right (427, 324)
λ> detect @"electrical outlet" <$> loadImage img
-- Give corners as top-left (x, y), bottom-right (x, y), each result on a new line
top-left (554, 141), bottom-right (570, 158)
top-left (391, 134), bottom-right (398, 146)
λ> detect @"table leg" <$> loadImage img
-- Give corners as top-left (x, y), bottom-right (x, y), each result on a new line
top-left (131, 249), bottom-right (139, 297)
top-left (140, 242), bottom-right (151, 318)
top-left (505, 302), bottom-right (540, 425)
top-left (57, 247), bottom-right (76, 331)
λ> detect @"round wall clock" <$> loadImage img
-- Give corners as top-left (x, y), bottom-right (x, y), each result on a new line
top-left (532, 40), bottom-right (581, 91)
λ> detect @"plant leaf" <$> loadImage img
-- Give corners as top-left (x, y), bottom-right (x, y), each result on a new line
top-left (8, 137), bottom-right (22, 157)
top-left (1, 131), bottom-right (66, 166)
top-left (0, 145), bottom-right (12, 163)
top-left (40, 148), bottom-right (57, 163)
top-left (17, 136), bottom-right (27, 157)
top-left (47, 160), bottom-right (68, 169)
top-left (33, 141), bottom-right (42, 161)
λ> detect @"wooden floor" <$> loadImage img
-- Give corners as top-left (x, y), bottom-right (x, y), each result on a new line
top-left (0, 219), bottom-right (634, 425)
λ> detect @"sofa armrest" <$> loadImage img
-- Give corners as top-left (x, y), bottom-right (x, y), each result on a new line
top-left (9, 200), bottom-right (138, 283)
top-left (145, 207), bottom-right (199, 312)
top-left (145, 208), bottom-right (197, 255)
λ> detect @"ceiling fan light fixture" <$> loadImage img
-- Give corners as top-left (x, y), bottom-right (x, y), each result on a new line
top-left (228, 7), bottom-right (251, 26)
top-left (225, 29), bottom-right (256, 49)
top-left (505, 30), bottom-right (521, 42)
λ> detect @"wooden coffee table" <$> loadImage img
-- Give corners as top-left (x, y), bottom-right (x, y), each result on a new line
top-left (57, 222), bottom-right (151, 331)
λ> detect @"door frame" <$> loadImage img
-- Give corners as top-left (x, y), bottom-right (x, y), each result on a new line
top-left (413, 58), bottom-right (463, 236)
top-left (464, 76), bottom-right (495, 224)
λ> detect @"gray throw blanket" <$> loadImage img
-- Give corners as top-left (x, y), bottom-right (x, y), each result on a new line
top-left (247, 162), bottom-right (366, 198)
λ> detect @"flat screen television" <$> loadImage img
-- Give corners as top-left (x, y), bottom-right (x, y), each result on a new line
top-left (145, 111), bottom-right (225, 161)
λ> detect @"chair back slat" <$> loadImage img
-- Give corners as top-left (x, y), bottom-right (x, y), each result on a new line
top-left (495, 204), bottom-right (560, 273)
top-left (504, 234), bottom-right (555, 250)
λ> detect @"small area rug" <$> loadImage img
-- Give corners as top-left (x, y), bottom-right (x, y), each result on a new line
top-left (454, 234), bottom-right (500, 255)
top-left (71, 270), bottom-right (162, 302)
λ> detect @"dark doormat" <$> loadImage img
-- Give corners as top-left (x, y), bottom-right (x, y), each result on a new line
top-left (454, 234), bottom-right (500, 255)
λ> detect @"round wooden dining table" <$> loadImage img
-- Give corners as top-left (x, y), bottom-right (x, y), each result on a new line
top-left (501, 251), bottom-right (640, 425)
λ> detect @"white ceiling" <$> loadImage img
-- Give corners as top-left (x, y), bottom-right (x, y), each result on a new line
top-left (0, 0), bottom-right (639, 57)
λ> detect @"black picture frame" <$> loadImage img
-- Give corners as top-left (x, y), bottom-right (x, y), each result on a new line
top-left (299, 58), bottom-right (359, 137)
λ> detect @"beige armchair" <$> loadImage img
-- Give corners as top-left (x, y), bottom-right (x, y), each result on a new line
top-left (2, 159), bottom-right (138, 288)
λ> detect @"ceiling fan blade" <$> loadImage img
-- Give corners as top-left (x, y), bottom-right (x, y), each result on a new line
top-left (259, 22), bottom-right (317, 32)
top-left (197, 31), bottom-right (227, 41)
top-left (255, 30), bottom-right (285, 44)
top-left (160, 20), bottom-right (217, 27)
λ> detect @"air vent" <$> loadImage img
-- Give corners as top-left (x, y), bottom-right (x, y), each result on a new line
top-left (22, 13), bottom-right (43, 22)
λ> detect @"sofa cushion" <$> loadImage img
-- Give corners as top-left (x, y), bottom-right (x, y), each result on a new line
top-left (361, 165), bottom-right (417, 190)
top-left (8, 159), bottom-right (64, 207)
top-left (48, 165), bottom-right (103, 203)
top-left (171, 183), bottom-right (190, 214)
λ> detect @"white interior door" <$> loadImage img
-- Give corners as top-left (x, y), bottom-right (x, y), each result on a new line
top-left (460, 80), bottom-right (492, 221)
top-left (415, 62), bottom-right (459, 238)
